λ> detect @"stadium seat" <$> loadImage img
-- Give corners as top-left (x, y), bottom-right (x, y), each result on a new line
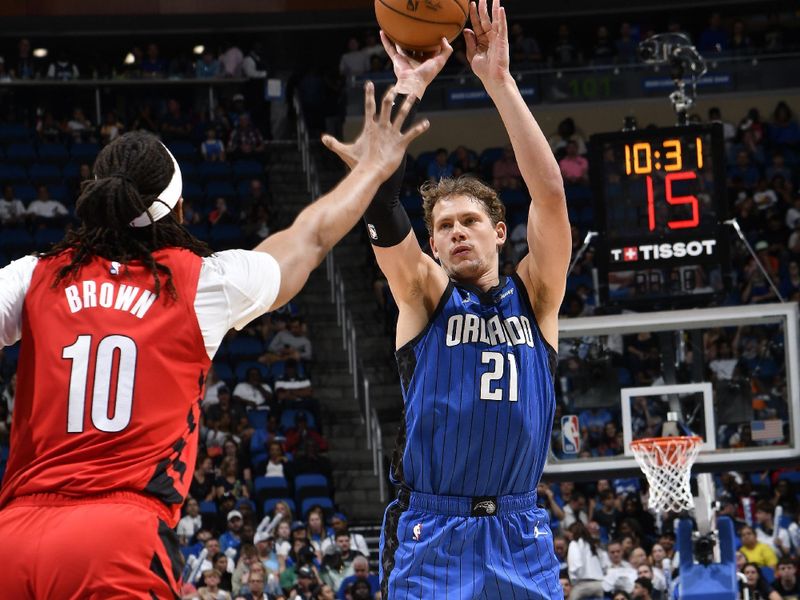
top-left (37, 143), bottom-right (70, 164)
top-left (179, 162), bottom-right (199, 182)
top-left (280, 408), bottom-right (315, 431)
top-left (62, 162), bottom-right (81, 183)
top-left (186, 223), bottom-right (209, 241)
top-left (414, 151), bottom-right (437, 177)
top-left (199, 500), bottom-right (217, 514)
top-left (209, 224), bottom-right (243, 249)
top-left (0, 123), bottom-right (32, 143)
top-left (228, 337), bottom-right (265, 361)
top-left (205, 181), bottom-right (237, 199)
top-left (233, 160), bottom-right (264, 180)
top-left (197, 162), bottom-right (232, 181)
top-left (166, 141), bottom-right (198, 163)
top-left (0, 229), bottom-right (35, 255)
top-left (295, 474), bottom-right (329, 505)
top-left (247, 409), bottom-right (270, 430)
top-left (14, 184), bottom-right (37, 201)
top-left (47, 184), bottom-right (70, 202)
top-left (34, 228), bottom-right (65, 247)
top-left (301, 496), bottom-right (333, 517)
top-left (234, 361), bottom-right (270, 382)
top-left (237, 179), bottom-right (266, 197)
top-left (499, 189), bottom-right (528, 210)
top-left (262, 497), bottom-right (295, 516)
top-left (0, 164), bottom-right (28, 183)
top-left (778, 471), bottom-right (800, 483)
top-left (70, 143), bottom-right (100, 162)
top-left (479, 146), bottom-right (504, 177)
top-left (254, 476), bottom-right (290, 506)
top-left (6, 143), bottom-right (37, 164)
top-left (211, 362), bottom-right (234, 383)
top-left (29, 164), bottom-right (62, 183)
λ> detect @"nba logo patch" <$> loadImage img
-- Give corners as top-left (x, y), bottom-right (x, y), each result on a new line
top-left (561, 415), bottom-right (580, 454)
top-left (110, 261), bottom-right (121, 276)
top-left (412, 523), bottom-right (422, 541)
top-left (367, 224), bottom-right (378, 241)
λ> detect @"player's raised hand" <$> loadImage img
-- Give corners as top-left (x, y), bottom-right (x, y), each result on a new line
top-left (380, 31), bottom-right (453, 99)
top-left (464, 0), bottom-right (511, 88)
top-left (321, 82), bottom-right (429, 177)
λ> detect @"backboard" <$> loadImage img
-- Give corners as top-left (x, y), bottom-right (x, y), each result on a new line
top-left (545, 302), bottom-right (800, 480)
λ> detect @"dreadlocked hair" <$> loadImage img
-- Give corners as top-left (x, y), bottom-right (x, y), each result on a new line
top-left (41, 131), bottom-right (212, 299)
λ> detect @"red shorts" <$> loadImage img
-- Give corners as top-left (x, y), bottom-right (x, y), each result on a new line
top-left (0, 491), bottom-right (183, 599)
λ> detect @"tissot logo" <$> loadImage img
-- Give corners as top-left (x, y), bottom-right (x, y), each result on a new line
top-left (610, 239), bottom-right (717, 263)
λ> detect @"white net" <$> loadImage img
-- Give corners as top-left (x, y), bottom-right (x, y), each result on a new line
top-left (630, 436), bottom-right (702, 514)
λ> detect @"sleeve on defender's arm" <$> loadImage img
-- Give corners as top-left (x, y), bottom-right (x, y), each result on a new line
top-left (0, 256), bottom-right (38, 347)
top-left (195, 250), bottom-right (281, 359)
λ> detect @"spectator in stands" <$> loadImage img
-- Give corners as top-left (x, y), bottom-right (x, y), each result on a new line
top-left (729, 20), bottom-right (753, 54)
top-left (203, 366), bottom-right (228, 408)
top-left (603, 539), bottom-right (638, 594)
top-left (769, 101), bottom-right (800, 155)
top-left (221, 509), bottom-right (245, 555)
top-left (709, 107), bottom-right (737, 148)
top-left (322, 514), bottom-right (369, 558)
top-left (0, 185), bottom-right (26, 226)
top-left (492, 144), bottom-right (523, 190)
top-left (339, 38), bottom-right (369, 80)
top-left (698, 13), bottom-right (729, 54)
top-left (228, 113), bottom-right (266, 160)
top-left (253, 530), bottom-right (281, 574)
top-left (739, 525), bottom-right (778, 568)
top-left (450, 145), bottom-right (478, 177)
top-left (26, 185), bottom-right (68, 224)
top-left (321, 532), bottom-right (362, 593)
top-left (130, 103), bottom-right (160, 134)
top-left (567, 521), bottom-right (605, 599)
top-left (551, 23), bottom-right (581, 67)
top-left (754, 500), bottom-right (790, 556)
top-left (549, 118), bottom-right (588, 159)
top-left (362, 31), bottom-right (385, 61)
top-left (233, 367), bottom-right (274, 410)
top-left (764, 14), bottom-right (785, 53)
top-left (215, 553), bottom-right (235, 591)
top-left (615, 23), bottom-right (638, 64)
top-left (306, 506), bottom-right (332, 561)
top-left (13, 38), bottom-right (37, 79)
top-left (161, 98), bottom-right (192, 142)
top-left (198, 568), bottom-right (233, 600)
top-left (510, 23), bottom-right (542, 65)
top-left (264, 440), bottom-right (289, 478)
top-left (46, 50), bottom-right (79, 80)
top-left (263, 317), bottom-right (312, 365)
top-left (562, 492), bottom-right (588, 532)
top-left (240, 179), bottom-right (270, 219)
top-left (773, 556), bottom-right (800, 597)
top-left (36, 110), bottom-right (62, 143)
top-left (631, 577), bottom-right (653, 600)
top-left (240, 569), bottom-right (270, 600)
top-left (201, 127), bottom-right (227, 162)
top-left (288, 438), bottom-right (333, 485)
top-left (559, 140), bottom-right (590, 185)
top-left (552, 536), bottom-right (569, 571)
top-left (285, 564), bottom-right (319, 599)
top-left (285, 412), bottom-right (328, 454)
top-left (219, 41), bottom-right (244, 77)
top-left (178, 497), bottom-right (204, 545)
top-left (592, 489), bottom-right (620, 538)
top-left (216, 456), bottom-right (251, 501)
top-left (99, 111), bottom-right (125, 145)
top-left (275, 359), bottom-right (319, 423)
top-left (141, 42), bottom-right (168, 78)
top-left (206, 386), bottom-right (250, 443)
top-left (337, 556), bottom-right (379, 600)
top-left (243, 205), bottom-right (272, 246)
top-left (591, 26), bottom-right (616, 65)
top-left (209, 197), bottom-right (235, 226)
top-left (427, 148), bottom-right (454, 182)
top-left (0, 56), bottom-right (10, 81)
top-left (740, 562), bottom-right (781, 600)
top-left (273, 519), bottom-right (292, 561)
top-left (191, 455), bottom-right (217, 502)
top-left (197, 49), bottom-right (221, 78)
top-left (232, 543), bottom-right (257, 595)
top-left (65, 107), bottom-right (94, 142)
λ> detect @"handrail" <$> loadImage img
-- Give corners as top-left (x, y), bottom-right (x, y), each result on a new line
top-left (292, 91), bottom-right (386, 505)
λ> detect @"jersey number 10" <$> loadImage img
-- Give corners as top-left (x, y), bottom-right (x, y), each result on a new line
top-left (62, 334), bottom-right (137, 433)
top-left (480, 351), bottom-right (519, 402)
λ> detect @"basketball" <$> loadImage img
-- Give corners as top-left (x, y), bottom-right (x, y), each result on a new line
top-left (375, 0), bottom-right (470, 54)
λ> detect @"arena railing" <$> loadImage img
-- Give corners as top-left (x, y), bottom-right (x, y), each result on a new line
top-left (293, 91), bottom-right (387, 506)
top-left (344, 51), bottom-right (800, 113)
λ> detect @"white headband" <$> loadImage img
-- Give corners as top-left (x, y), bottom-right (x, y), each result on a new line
top-left (128, 142), bottom-right (183, 228)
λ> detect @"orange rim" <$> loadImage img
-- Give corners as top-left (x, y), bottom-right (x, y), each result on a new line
top-left (630, 436), bottom-right (703, 467)
top-left (630, 435), bottom-right (703, 450)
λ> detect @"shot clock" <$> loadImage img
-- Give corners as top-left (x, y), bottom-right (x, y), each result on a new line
top-left (589, 123), bottom-right (730, 308)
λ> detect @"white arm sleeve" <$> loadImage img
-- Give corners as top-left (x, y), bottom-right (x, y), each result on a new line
top-left (0, 256), bottom-right (37, 347)
top-left (195, 250), bottom-right (281, 360)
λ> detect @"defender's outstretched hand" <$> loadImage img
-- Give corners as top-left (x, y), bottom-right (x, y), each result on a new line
top-left (464, 0), bottom-right (511, 88)
top-left (380, 31), bottom-right (453, 98)
top-left (321, 82), bottom-right (429, 173)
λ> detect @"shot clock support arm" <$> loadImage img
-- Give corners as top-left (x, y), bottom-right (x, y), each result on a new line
top-left (724, 218), bottom-right (785, 303)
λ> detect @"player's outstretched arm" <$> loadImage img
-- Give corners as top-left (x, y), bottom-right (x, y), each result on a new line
top-left (323, 35), bottom-right (452, 348)
top-left (254, 83), bottom-right (429, 310)
top-left (465, 0), bottom-right (570, 347)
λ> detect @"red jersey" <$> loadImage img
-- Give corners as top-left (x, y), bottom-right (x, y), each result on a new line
top-left (0, 249), bottom-right (211, 526)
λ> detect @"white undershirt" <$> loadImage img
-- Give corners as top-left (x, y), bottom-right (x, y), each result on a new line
top-left (0, 249), bottom-right (282, 360)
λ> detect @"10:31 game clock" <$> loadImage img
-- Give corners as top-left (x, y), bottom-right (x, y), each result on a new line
top-left (588, 123), bottom-right (731, 309)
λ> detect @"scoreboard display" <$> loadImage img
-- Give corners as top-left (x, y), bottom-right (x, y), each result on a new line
top-left (589, 124), bottom-right (730, 309)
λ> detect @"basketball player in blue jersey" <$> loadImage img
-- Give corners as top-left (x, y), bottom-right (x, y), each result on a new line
top-left (323, 1), bottom-right (570, 597)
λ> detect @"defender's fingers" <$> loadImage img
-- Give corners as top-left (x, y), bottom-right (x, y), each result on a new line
top-left (392, 94), bottom-right (419, 131)
top-left (469, 1), bottom-right (482, 35)
top-left (401, 118), bottom-right (431, 145)
top-left (379, 86), bottom-right (397, 125)
top-left (364, 81), bottom-right (376, 120)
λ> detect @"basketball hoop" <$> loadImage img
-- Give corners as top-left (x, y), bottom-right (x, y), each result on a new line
top-left (630, 436), bottom-right (703, 514)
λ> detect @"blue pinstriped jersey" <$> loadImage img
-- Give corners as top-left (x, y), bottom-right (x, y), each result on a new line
top-left (393, 274), bottom-right (558, 498)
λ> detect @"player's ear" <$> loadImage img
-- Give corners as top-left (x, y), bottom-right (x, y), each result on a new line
top-left (495, 220), bottom-right (507, 247)
top-left (429, 236), bottom-right (439, 260)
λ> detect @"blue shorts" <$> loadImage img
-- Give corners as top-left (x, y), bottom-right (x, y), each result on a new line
top-left (379, 489), bottom-right (563, 599)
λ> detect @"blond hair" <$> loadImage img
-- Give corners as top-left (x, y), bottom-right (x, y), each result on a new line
top-left (421, 176), bottom-right (506, 236)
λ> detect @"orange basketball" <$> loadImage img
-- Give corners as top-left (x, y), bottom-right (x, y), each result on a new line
top-left (375, 0), bottom-right (469, 54)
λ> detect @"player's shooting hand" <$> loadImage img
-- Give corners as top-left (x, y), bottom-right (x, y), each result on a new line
top-left (464, 0), bottom-right (511, 88)
top-left (381, 31), bottom-right (453, 99)
top-left (321, 82), bottom-right (429, 178)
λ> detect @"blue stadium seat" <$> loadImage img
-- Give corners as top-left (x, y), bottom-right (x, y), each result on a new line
top-left (166, 141), bottom-right (198, 163)
top-left (301, 496), bottom-right (333, 517)
top-left (233, 160), bottom-right (264, 180)
top-left (28, 164), bottom-right (62, 183)
top-left (186, 223), bottom-right (209, 241)
top-left (37, 144), bottom-right (70, 164)
top-left (295, 474), bottom-right (329, 506)
top-left (255, 476), bottom-right (289, 494)
top-left (778, 471), bottom-right (800, 483)
top-left (34, 228), bottom-right (65, 247)
top-left (47, 184), bottom-right (69, 202)
top-left (209, 224), bottom-right (243, 248)
top-left (247, 409), bottom-right (270, 431)
top-left (414, 151), bottom-right (437, 176)
top-left (70, 143), bottom-right (100, 162)
top-left (6, 143), bottom-right (37, 164)
top-left (499, 189), bottom-right (528, 210)
top-left (179, 162), bottom-right (198, 182)
top-left (565, 183), bottom-right (592, 202)
top-left (262, 497), bottom-right (295, 516)
top-left (13, 184), bottom-right (37, 201)
top-left (211, 362), bottom-right (234, 383)
top-left (0, 124), bottom-right (32, 142)
top-left (197, 162), bottom-right (232, 181)
top-left (205, 181), bottom-right (237, 199)
top-left (268, 360), bottom-right (287, 379)
top-left (228, 337), bottom-right (265, 361)
top-left (199, 500), bottom-right (217, 514)
top-left (237, 179), bottom-right (265, 197)
top-left (182, 182), bottom-right (204, 201)
top-left (0, 164), bottom-right (28, 183)
top-left (62, 162), bottom-right (81, 182)
top-left (750, 472), bottom-right (771, 489)
top-left (234, 361), bottom-right (270, 382)
top-left (0, 229), bottom-right (35, 255)
top-left (479, 147), bottom-right (504, 171)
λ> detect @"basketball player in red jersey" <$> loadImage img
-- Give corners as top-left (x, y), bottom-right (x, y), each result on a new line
top-left (0, 82), bottom-right (436, 598)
